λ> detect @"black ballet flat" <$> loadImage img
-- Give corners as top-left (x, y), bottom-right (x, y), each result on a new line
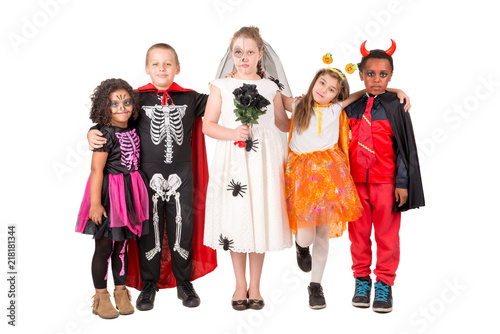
top-left (248, 298), bottom-right (265, 310)
top-left (231, 292), bottom-right (248, 311)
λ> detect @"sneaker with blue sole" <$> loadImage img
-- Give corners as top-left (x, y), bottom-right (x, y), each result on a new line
top-left (372, 280), bottom-right (393, 313)
top-left (352, 277), bottom-right (372, 308)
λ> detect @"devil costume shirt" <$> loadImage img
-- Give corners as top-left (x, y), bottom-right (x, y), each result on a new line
top-left (346, 91), bottom-right (424, 212)
top-left (76, 125), bottom-right (149, 241)
top-left (203, 78), bottom-right (292, 253)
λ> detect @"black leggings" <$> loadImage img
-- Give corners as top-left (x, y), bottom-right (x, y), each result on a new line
top-left (91, 238), bottom-right (128, 289)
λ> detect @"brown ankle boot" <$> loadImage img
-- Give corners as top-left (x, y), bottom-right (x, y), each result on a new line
top-left (92, 292), bottom-right (119, 319)
top-left (114, 288), bottom-right (134, 315)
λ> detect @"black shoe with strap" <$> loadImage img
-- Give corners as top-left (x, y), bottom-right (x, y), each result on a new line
top-left (136, 281), bottom-right (158, 311)
top-left (296, 241), bottom-right (312, 272)
top-left (177, 281), bottom-right (201, 308)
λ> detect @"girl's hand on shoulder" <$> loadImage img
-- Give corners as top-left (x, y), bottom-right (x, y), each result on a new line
top-left (233, 125), bottom-right (249, 141)
top-left (88, 130), bottom-right (106, 150)
top-left (294, 94), bottom-right (304, 103)
top-left (395, 90), bottom-right (411, 112)
top-left (89, 204), bottom-right (107, 225)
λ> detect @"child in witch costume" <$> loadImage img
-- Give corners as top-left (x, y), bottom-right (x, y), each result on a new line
top-left (345, 40), bottom-right (424, 313)
top-left (77, 78), bottom-right (148, 318)
top-left (88, 43), bottom-right (217, 310)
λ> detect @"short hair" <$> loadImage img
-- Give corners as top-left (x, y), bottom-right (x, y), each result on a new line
top-left (358, 49), bottom-right (394, 73)
top-left (145, 43), bottom-right (180, 66)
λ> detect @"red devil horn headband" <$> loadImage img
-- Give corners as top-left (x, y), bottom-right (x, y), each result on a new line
top-left (360, 39), bottom-right (396, 57)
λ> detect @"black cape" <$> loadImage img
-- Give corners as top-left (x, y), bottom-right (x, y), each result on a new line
top-left (378, 92), bottom-right (425, 212)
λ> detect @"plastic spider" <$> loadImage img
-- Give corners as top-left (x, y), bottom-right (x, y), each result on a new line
top-left (227, 179), bottom-right (247, 197)
top-left (245, 138), bottom-right (259, 152)
top-left (218, 234), bottom-right (234, 251)
top-left (268, 76), bottom-right (285, 91)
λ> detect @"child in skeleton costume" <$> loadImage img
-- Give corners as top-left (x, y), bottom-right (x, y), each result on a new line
top-left (77, 78), bottom-right (148, 319)
top-left (88, 44), bottom-right (217, 311)
top-left (345, 40), bottom-right (424, 313)
top-left (203, 26), bottom-right (292, 310)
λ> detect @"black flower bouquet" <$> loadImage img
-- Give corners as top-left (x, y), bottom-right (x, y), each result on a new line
top-left (232, 83), bottom-right (270, 148)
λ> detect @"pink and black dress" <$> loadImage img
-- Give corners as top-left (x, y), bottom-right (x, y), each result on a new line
top-left (76, 125), bottom-right (149, 241)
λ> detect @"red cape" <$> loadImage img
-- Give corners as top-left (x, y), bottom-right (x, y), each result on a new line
top-left (135, 82), bottom-right (196, 93)
top-left (126, 83), bottom-right (217, 289)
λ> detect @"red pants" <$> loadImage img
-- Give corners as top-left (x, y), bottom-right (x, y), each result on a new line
top-left (348, 183), bottom-right (401, 286)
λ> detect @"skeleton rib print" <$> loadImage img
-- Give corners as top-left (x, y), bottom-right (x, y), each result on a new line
top-left (115, 129), bottom-right (140, 171)
top-left (144, 104), bottom-right (187, 164)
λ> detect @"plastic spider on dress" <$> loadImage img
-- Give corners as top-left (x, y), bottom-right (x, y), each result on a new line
top-left (218, 234), bottom-right (234, 251)
top-left (245, 138), bottom-right (259, 152)
top-left (227, 179), bottom-right (247, 197)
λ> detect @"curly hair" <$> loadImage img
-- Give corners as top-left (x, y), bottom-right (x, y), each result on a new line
top-left (89, 78), bottom-right (141, 126)
top-left (293, 68), bottom-right (350, 134)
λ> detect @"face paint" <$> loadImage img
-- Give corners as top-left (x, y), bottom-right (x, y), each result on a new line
top-left (231, 37), bottom-right (261, 77)
top-left (109, 89), bottom-right (133, 127)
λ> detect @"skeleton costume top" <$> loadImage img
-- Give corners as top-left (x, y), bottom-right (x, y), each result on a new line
top-left (124, 82), bottom-right (217, 290)
top-left (76, 125), bottom-right (149, 241)
top-left (203, 78), bottom-right (293, 253)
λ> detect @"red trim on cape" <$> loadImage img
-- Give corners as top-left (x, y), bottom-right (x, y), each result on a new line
top-left (126, 94), bottom-right (217, 290)
top-left (136, 82), bottom-right (196, 93)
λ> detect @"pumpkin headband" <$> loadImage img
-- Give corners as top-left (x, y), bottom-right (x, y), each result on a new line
top-left (322, 52), bottom-right (345, 80)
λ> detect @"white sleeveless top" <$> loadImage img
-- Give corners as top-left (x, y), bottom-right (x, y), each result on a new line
top-left (289, 102), bottom-right (343, 154)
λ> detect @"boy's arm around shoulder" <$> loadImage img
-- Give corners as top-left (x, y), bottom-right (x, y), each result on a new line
top-left (193, 91), bottom-right (209, 118)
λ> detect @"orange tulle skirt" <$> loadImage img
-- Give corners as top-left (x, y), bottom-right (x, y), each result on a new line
top-left (285, 145), bottom-right (363, 238)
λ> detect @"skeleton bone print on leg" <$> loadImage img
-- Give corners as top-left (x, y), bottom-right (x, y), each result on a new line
top-left (146, 174), bottom-right (167, 261)
top-left (143, 95), bottom-right (187, 164)
top-left (119, 241), bottom-right (127, 276)
top-left (115, 129), bottom-right (140, 170)
top-left (145, 173), bottom-right (189, 261)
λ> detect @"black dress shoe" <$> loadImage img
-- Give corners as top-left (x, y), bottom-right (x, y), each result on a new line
top-left (296, 241), bottom-right (312, 272)
top-left (177, 281), bottom-right (200, 308)
top-left (136, 281), bottom-right (158, 311)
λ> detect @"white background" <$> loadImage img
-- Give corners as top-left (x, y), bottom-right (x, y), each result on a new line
top-left (1, 0), bottom-right (499, 333)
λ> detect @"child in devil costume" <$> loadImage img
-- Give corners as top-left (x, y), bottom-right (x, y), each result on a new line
top-left (88, 43), bottom-right (217, 310)
top-left (345, 40), bottom-right (424, 313)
